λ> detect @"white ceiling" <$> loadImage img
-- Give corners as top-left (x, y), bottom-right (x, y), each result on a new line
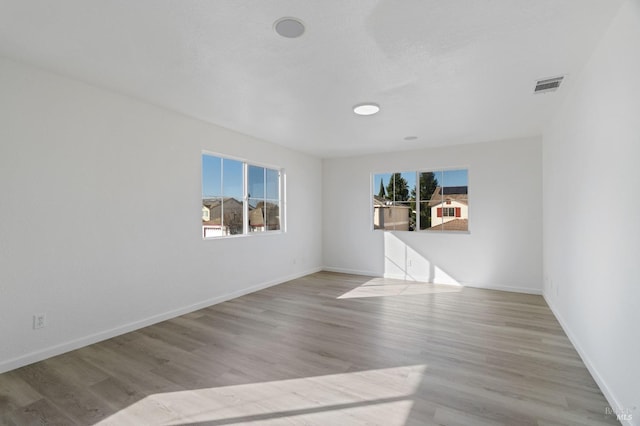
top-left (0, 0), bottom-right (624, 158)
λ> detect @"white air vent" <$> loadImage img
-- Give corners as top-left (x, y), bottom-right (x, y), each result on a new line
top-left (534, 76), bottom-right (564, 94)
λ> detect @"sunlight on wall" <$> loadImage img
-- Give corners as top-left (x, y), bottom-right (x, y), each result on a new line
top-left (384, 233), bottom-right (461, 285)
top-left (96, 365), bottom-right (427, 425)
top-left (338, 277), bottom-right (461, 299)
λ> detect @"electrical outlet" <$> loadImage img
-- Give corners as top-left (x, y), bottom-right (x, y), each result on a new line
top-left (33, 313), bottom-right (46, 330)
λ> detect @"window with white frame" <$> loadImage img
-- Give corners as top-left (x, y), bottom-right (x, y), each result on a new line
top-left (202, 153), bottom-right (282, 238)
top-left (372, 169), bottom-right (468, 232)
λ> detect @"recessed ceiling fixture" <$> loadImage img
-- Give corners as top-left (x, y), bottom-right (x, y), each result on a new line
top-left (353, 103), bottom-right (380, 116)
top-left (534, 75), bottom-right (565, 94)
top-left (404, 136), bottom-right (418, 141)
top-left (274, 17), bottom-right (305, 38)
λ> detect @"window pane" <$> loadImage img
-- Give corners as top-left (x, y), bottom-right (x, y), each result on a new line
top-left (202, 197), bottom-right (224, 237)
top-left (221, 198), bottom-right (242, 235)
top-left (416, 171), bottom-right (435, 230)
top-left (393, 201), bottom-right (412, 231)
top-left (373, 172), bottom-right (416, 231)
top-left (440, 169), bottom-right (468, 231)
top-left (248, 165), bottom-right (265, 199)
top-left (419, 201), bottom-right (434, 230)
top-left (425, 170), bottom-right (444, 231)
top-left (265, 200), bottom-right (280, 231)
top-left (222, 158), bottom-right (243, 200)
top-left (202, 155), bottom-right (222, 198)
top-left (248, 199), bottom-right (264, 232)
top-left (373, 173), bottom-right (389, 230)
top-left (373, 173), bottom-right (391, 199)
top-left (388, 172), bottom-right (413, 202)
top-left (266, 168), bottom-right (279, 200)
top-left (202, 155), bottom-right (223, 237)
top-left (427, 204), bottom-right (444, 230)
top-left (403, 172), bottom-right (416, 231)
top-left (221, 159), bottom-right (244, 235)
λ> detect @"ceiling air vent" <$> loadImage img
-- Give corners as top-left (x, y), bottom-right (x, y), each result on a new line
top-left (534, 76), bottom-right (564, 94)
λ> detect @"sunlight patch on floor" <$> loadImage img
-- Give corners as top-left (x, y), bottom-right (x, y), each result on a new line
top-left (95, 365), bottom-right (427, 425)
top-left (338, 279), bottom-right (462, 299)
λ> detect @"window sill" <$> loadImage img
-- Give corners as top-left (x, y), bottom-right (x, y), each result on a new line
top-left (373, 229), bottom-right (471, 235)
top-left (203, 230), bottom-right (284, 240)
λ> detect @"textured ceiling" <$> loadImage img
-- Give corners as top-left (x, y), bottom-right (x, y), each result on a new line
top-left (0, 0), bottom-right (624, 157)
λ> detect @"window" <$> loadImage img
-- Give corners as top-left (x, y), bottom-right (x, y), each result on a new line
top-left (372, 168), bottom-right (468, 232)
top-left (248, 165), bottom-right (281, 232)
top-left (202, 153), bottom-right (282, 238)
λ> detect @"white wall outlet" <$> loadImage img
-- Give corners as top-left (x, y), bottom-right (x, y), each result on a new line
top-left (33, 313), bottom-right (47, 329)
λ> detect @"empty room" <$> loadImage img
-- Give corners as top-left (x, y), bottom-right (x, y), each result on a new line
top-left (0, 1), bottom-right (638, 425)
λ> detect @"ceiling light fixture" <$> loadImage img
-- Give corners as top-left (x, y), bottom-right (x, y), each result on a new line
top-left (404, 136), bottom-right (418, 141)
top-left (353, 103), bottom-right (380, 116)
top-left (274, 17), bottom-right (305, 38)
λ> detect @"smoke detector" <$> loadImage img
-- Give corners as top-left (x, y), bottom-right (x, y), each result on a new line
top-left (274, 17), bottom-right (305, 38)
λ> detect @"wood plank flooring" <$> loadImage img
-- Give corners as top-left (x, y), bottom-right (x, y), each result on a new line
top-left (0, 272), bottom-right (620, 425)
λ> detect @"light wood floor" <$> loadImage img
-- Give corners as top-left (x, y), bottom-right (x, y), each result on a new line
top-left (0, 272), bottom-right (619, 425)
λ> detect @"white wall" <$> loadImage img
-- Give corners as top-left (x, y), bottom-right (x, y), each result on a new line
top-left (542, 1), bottom-right (640, 423)
top-left (0, 57), bottom-right (322, 373)
top-left (322, 137), bottom-right (542, 293)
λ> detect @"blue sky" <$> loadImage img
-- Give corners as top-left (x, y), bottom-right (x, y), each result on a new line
top-left (202, 155), bottom-right (279, 200)
top-left (373, 169), bottom-right (468, 197)
top-left (202, 155), bottom-right (243, 199)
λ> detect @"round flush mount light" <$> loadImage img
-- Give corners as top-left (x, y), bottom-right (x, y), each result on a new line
top-left (274, 17), bottom-right (305, 38)
top-left (353, 103), bottom-right (380, 116)
top-left (404, 136), bottom-right (418, 141)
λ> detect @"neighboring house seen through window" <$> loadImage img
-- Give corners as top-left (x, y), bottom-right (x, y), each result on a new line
top-left (202, 153), bottom-right (282, 238)
top-left (372, 169), bottom-right (468, 232)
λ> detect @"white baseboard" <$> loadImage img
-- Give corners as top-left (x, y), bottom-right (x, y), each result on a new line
top-left (544, 293), bottom-right (635, 426)
top-left (464, 282), bottom-right (542, 295)
top-left (383, 273), bottom-right (542, 295)
top-left (321, 266), bottom-right (380, 277)
top-left (0, 267), bottom-right (322, 375)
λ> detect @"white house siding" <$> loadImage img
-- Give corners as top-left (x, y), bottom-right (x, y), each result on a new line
top-left (374, 205), bottom-right (410, 231)
top-left (430, 200), bottom-right (468, 227)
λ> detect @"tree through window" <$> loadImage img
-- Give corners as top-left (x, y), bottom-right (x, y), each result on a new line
top-left (373, 169), bottom-right (468, 232)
